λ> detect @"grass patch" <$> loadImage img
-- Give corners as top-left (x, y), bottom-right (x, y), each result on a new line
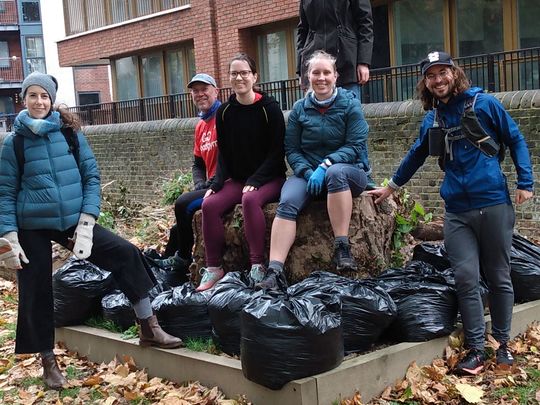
top-left (492, 367), bottom-right (540, 404)
top-left (89, 388), bottom-right (105, 401)
top-left (60, 387), bottom-right (81, 399)
top-left (184, 337), bottom-right (220, 355)
top-left (19, 376), bottom-right (44, 389)
top-left (65, 365), bottom-right (85, 380)
top-left (3, 294), bottom-right (17, 305)
top-left (121, 324), bottom-right (139, 340)
top-left (85, 316), bottom-right (123, 333)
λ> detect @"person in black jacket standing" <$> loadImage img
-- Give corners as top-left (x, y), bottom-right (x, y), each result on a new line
top-left (297, 0), bottom-right (373, 100)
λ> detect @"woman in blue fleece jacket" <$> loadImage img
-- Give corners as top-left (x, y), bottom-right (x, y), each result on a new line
top-left (0, 72), bottom-right (181, 390)
top-left (369, 51), bottom-right (534, 376)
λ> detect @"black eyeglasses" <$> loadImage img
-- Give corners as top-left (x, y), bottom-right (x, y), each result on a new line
top-left (229, 70), bottom-right (252, 79)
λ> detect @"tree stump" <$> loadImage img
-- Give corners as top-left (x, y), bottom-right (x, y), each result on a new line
top-left (190, 193), bottom-right (398, 284)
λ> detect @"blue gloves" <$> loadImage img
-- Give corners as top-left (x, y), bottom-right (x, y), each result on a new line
top-left (307, 165), bottom-right (327, 195)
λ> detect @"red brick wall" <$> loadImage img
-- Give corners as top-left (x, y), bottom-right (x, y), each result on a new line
top-left (57, 0), bottom-right (300, 89)
top-left (73, 66), bottom-right (112, 103)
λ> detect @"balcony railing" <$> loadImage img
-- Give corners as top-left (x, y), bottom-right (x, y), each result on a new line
top-left (64, 0), bottom-right (190, 36)
top-left (0, 56), bottom-right (23, 83)
top-left (0, 0), bottom-right (17, 24)
top-left (67, 47), bottom-right (540, 126)
top-left (364, 47), bottom-right (540, 103)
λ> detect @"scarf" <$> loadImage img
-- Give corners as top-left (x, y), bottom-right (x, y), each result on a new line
top-left (199, 100), bottom-right (222, 121)
top-left (309, 87), bottom-right (338, 108)
top-left (14, 110), bottom-right (62, 136)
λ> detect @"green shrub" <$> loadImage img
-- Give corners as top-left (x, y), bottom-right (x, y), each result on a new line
top-left (162, 172), bottom-right (193, 205)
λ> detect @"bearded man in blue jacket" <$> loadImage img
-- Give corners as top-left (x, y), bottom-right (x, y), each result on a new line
top-left (369, 51), bottom-right (534, 375)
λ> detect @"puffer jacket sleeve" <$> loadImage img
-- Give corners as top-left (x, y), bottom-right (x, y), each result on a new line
top-left (285, 100), bottom-right (314, 178)
top-left (76, 131), bottom-right (101, 218)
top-left (326, 97), bottom-right (368, 164)
top-left (0, 135), bottom-right (20, 235)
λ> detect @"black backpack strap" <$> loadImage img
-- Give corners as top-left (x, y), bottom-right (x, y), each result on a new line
top-left (13, 133), bottom-right (25, 176)
top-left (61, 126), bottom-right (80, 168)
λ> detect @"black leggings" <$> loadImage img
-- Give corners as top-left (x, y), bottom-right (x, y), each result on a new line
top-left (16, 224), bottom-right (155, 354)
top-left (163, 188), bottom-right (206, 258)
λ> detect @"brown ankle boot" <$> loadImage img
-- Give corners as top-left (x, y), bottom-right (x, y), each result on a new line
top-left (138, 315), bottom-right (183, 349)
top-left (41, 354), bottom-right (67, 390)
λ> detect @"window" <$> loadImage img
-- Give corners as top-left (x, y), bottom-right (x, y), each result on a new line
top-left (115, 56), bottom-right (138, 100)
top-left (258, 31), bottom-right (289, 82)
top-left (254, 21), bottom-right (297, 82)
top-left (393, 0), bottom-right (444, 65)
top-left (79, 92), bottom-right (101, 106)
top-left (518, 0), bottom-right (540, 48)
top-left (111, 0), bottom-right (129, 24)
top-left (113, 44), bottom-right (194, 100)
top-left (0, 42), bottom-right (9, 68)
top-left (22, 0), bottom-right (40, 22)
top-left (165, 47), bottom-right (195, 94)
top-left (456, 0), bottom-right (503, 56)
top-left (25, 36), bottom-right (46, 73)
top-left (141, 53), bottom-right (164, 97)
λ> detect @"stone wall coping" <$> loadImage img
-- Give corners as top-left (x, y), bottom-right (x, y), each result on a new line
top-left (81, 90), bottom-right (540, 133)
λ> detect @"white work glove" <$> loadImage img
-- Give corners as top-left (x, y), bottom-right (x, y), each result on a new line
top-left (72, 213), bottom-right (95, 260)
top-left (0, 232), bottom-right (29, 269)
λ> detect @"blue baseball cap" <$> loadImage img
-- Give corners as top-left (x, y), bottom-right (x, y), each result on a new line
top-left (187, 73), bottom-right (217, 88)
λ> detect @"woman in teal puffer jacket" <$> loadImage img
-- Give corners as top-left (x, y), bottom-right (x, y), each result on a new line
top-left (0, 72), bottom-right (182, 391)
top-left (255, 51), bottom-right (371, 290)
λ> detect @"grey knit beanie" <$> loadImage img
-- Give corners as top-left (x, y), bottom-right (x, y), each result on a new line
top-left (21, 71), bottom-right (58, 104)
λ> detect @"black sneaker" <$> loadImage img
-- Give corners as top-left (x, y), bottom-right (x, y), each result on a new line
top-left (496, 343), bottom-right (514, 366)
top-left (254, 267), bottom-right (288, 291)
top-left (455, 348), bottom-right (486, 375)
top-left (155, 251), bottom-right (188, 271)
top-left (333, 241), bottom-right (358, 272)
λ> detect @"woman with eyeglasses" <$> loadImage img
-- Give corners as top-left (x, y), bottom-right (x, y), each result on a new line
top-left (196, 53), bottom-right (286, 291)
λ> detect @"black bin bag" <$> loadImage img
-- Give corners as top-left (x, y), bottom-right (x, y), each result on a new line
top-left (511, 233), bottom-right (540, 302)
top-left (144, 249), bottom-right (188, 288)
top-left (412, 243), bottom-right (451, 271)
top-left (152, 282), bottom-right (213, 340)
top-left (53, 259), bottom-right (115, 327)
top-left (240, 291), bottom-right (343, 390)
top-left (101, 290), bottom-right (136, 331)
top-left (207, 272), bottom-right (261, 356)
top-left (289, 271), bottom-right (397, 353)
top-left (376, 262), bottom-right (458, 342)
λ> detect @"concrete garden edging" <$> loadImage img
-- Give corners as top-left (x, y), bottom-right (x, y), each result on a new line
top-left (56, 299), bottom-right (540, 404)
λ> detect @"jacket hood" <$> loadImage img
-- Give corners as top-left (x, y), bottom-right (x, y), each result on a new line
top-left (227, 92), bottom-right (279, 108)
top-left (445, 86), bottom-right (484, 106)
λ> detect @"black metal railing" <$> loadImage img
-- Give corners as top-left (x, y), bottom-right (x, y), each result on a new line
top-left (0, 113), bottom-right (17, 132)
top-left (68, 47), bottom-right (540, 126)
top-left (364, 47), bottom-right (540, 103)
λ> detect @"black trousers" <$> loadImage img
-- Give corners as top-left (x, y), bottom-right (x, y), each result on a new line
top-left (16, 224), bottom-right (155, 354)
top-left (163, 188), bottom-right (206, 259)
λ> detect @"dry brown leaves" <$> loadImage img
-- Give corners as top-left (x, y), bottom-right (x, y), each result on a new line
top-left (339, 322), bottom-right (540, 405)
top-left (0, 279), bottom-right (249, 405)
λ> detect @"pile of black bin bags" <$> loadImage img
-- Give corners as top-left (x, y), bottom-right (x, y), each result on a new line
top-left (52, 235), bottom-right (540, 390)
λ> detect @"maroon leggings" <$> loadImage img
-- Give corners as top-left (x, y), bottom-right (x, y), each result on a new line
top-left (201, 178), bottom-right (284, 266)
